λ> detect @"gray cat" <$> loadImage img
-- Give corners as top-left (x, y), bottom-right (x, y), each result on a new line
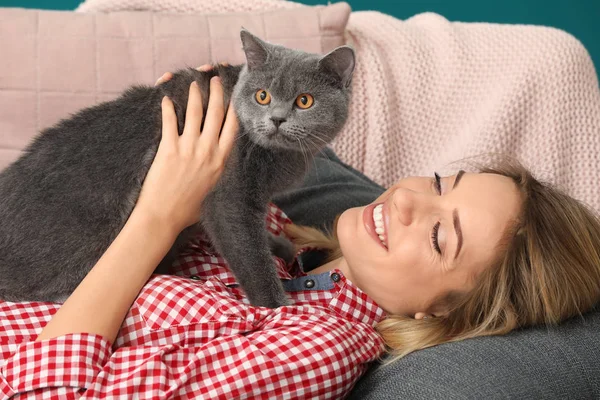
top-left (0, 30), bottom-right (354, 308)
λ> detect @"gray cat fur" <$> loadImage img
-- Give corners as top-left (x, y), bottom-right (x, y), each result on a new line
top-left (0, 30), bottom-right (354, 308)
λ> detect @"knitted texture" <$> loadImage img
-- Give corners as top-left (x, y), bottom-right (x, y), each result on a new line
top-left (76, 0), bottom-right (600, 211)
top-left (341, 11), bottom-right (600, 213)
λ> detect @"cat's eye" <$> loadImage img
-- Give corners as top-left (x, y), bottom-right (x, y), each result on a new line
top-left (255, 90), bottom-right (271, 105)
top-left (295, 94), bottom-right (314, 109)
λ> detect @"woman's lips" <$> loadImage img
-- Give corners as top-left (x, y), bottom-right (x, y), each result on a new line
top-left (363, 202), bottom-right (388, 250)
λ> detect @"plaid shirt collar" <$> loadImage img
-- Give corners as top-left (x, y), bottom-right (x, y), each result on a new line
top-left (318, 268), bottom-right (386, 326)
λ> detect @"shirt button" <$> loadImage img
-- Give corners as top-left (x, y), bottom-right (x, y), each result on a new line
top-left (331, 273), bottom-right (341, 282)
top-left (304, 279), bottom-right (315, 289)
top-left (190, 275), bottom-right (201, 281)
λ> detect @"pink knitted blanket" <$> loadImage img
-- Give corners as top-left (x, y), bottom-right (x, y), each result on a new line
top-left (78, 0), bottom-right (600, 211)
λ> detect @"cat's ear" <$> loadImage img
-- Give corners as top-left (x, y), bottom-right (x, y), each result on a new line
top-left (240, 29), bottom-right (270, 70)
top-left (318, 46), bottom-right (355, 88)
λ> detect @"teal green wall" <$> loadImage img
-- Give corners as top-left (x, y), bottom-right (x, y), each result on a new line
top-left (1, 0), bottom-right (598, 74)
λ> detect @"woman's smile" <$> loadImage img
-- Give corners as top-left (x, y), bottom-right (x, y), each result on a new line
top-left (362, 201), bottom-right (390, 250)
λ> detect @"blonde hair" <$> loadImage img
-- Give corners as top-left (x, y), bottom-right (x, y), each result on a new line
top-left (284, 159), bottom-right (600, 364)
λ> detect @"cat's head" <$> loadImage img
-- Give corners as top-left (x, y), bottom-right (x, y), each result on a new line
top-left (232, 29), bottom-right (355, 153)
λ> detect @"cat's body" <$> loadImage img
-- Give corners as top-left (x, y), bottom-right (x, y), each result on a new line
top-left (0, 30), bottom-right (354, 308)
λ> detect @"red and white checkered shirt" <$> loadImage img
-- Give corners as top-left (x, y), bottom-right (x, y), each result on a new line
top-left (0, 204), bottom-right (386, 399)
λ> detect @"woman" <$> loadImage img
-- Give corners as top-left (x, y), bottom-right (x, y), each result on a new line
top-left (1, 69), bottom-right (599, 399)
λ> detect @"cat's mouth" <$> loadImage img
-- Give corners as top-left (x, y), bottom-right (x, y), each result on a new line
top-left (252, 124), bottom-right (307, 151)
top-left (266, 131), bottom-right (299, 149)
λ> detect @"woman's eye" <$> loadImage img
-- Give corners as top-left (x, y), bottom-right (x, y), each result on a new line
top-left (432, 221), bottom-right (442, 254)
top-left (433, 172), bottom-right (442, 194)
top-left (431, 173), bottom-right (444, 255)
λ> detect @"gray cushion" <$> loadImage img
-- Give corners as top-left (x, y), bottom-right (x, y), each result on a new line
top-left (273, 148), bottom-right (600, 399)
top-left (349, 308), bottom-right (600, 400)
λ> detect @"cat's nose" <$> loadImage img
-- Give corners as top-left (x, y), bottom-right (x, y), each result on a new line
top-left (270, 116), bottom-right (286, 128)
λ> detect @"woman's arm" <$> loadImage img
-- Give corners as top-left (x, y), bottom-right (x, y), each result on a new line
top-left (36, 77), bottom-right (237, 344)
top-left (34, 211), bottom-right (177, 343)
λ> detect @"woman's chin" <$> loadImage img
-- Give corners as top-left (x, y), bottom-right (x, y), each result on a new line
top-left (336, 208), bottom-right (362, 254)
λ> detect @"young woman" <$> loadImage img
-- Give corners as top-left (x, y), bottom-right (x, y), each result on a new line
top-left (1, 70), bottom-right (599, 399)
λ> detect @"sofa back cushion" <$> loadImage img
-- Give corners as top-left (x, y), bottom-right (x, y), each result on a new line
top-left (0, 3), bottom-right (350, 170)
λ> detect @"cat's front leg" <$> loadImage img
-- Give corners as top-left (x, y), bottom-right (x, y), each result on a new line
top-left (201, 201), bottom-right (289, 308)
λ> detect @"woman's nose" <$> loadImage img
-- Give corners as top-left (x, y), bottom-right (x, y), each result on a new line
top-left (392, 187), bottom-right (422, 226)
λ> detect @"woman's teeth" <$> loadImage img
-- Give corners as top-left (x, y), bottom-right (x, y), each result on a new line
top-left (373, 204), bottom-right (387, 247)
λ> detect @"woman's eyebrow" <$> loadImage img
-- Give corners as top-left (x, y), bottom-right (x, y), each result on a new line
top-left (453, 170), bottom-right (466, 189)
top-left (452, 170), bottom-right (465, 260)
top-left (453, 209), bottom-right (463, 260)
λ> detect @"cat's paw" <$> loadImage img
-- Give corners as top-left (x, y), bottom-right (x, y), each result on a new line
top-left (268, 232), bottom-right (296, 265)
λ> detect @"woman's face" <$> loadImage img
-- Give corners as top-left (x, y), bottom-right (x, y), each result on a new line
top-left (335, 172), bottom-right (522, 317)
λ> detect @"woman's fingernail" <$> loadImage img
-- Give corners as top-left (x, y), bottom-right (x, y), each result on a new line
top-left (212, 76), bottom-right (221, 83)
top-left (198, 64), bottom-right (212, 72)
top-left (191, 81), bottom-right (198, 88)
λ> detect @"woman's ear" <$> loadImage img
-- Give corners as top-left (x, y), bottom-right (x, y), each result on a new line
top-left (414, 312), bottom-right (432, 320)
top-left (423, 290), bottom-right (462, 319)
top-left (414, 310), bottom-right (448, 319)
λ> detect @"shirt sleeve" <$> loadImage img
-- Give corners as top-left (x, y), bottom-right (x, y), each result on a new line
top-left (0, 333), bottom-right (112, 399)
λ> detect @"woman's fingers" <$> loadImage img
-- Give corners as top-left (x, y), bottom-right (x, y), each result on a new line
top-left (196, 62), bottom-right (229, 72)
top-left (155, 72), bottom-right (173, 86)
top-left (158, 67), bottom-right (231, 154)
top-left (156, 62), bottom-right (229, 86)
top-left (160, 96), bottom-right (178, 150)
top-left (182, 81), bottom-right (204, 142)
top-left (196, 64), bottom-right (213, 72)
top-left (201, 77), bottom-right (225, 143)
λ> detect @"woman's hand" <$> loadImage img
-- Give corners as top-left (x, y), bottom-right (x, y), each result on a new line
top-left (154, 63), bottom-right (227, 86)
top-left (135, 75), bottom-right (238, 236)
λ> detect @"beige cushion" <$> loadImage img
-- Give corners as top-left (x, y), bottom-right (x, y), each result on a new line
top-left (0, 3), bottom-right (351, 171)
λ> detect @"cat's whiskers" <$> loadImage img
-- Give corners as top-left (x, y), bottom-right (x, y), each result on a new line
top-left (303, 136), bottom-right (330, 170)
top-left (282, 125), bottom-right (320, 178)
top-left (306, 133), bottom-right (334, 162)
top-left (241, 140), bottom-right (257, 161)
top-left (300, 137), bottom-right (321, 180)
top-left (233, 131), bottom-right (250, 145)
top-left (237, 130), bottom-right (258, 160)
top-left (285, 126), bottom-right (309, 144)
top-left (302, 136), bottom-right (320, 154)
top-left (296, 138), bottom-right (310, 175)
top-left (306, 131), bottom-right (330, 149)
